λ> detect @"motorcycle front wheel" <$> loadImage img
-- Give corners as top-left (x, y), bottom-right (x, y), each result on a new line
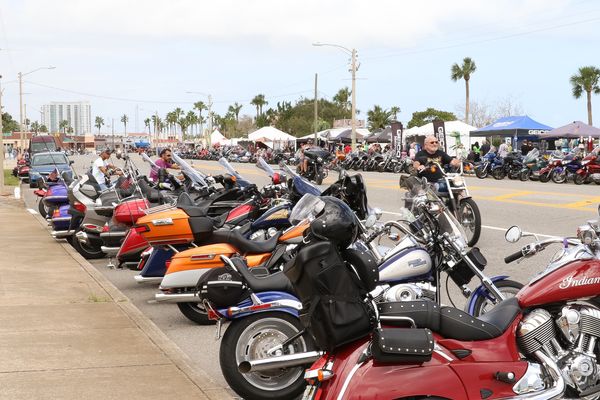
top-left (519, 170), bottom-right (530, 182)
top-left (219, 312), bottom-right (315, 400)
top-left (574, 174), bottom-right (586, 185)
top-left (475, 166), bottom-right (488, 179)
top-left (458, 198), bottom-right (481, 247)
top-left (492, 168), bottom-right (505, 180)
top-left (539, 170), bottom-right (552, 183)
top-left (551, 169), bottom-right (567, 184)
top-left (471, 279), bottom-right (523, 317)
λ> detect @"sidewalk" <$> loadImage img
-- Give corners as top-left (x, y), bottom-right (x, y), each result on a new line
top-left (0, 197), bottom-right (233, 400)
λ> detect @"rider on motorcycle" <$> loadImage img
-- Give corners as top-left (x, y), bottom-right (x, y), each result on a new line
top-left (413, 135), bottom-right (461, 183)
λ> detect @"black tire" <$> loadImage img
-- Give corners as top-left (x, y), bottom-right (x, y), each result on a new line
top-left (574, 174), bottom-right (586, 185)
top-left (507, 169), bottom-right (519, 180)
top-left (551, 169), bottom-right (567, 184)
top-left (377, 164), bottom-right (385, 173)
top-left (393, 164), bottom-right (403, 174)
top-left (220, 312), bottom-right (315, 400)
top-left (352, 163), bottom-right (361, 171)
top-left (38, 199), bottom-right (49, 218)
top-left (71, 230), bottom-right (106, 259)
top-left (539, 171), bottom-right (551, 183)
top-left (458, 198), bottom-right (481, 247)
top-left (475, 166), bottom-right (488, 179)
top-left (315, 172), bottom-right (323, 185)
top-left (492, 168), bottom-right (505, 180)
top-left (471, 279), bottom-right (523, 317)
top-left (519, 170), bottom-right (530, 182)
top-left (177, 302), bottom-right (216, 325)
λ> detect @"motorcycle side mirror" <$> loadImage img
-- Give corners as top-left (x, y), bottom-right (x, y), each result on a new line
top-left (364, 214), bottom-right (377, 229)
top-left (372, 207), bottom-right (382, 220)
top-left (505, 226), bottom-right (522, 243)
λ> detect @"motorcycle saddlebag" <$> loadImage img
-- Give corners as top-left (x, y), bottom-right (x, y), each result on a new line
top-left (285, 241), bottom-right (375, 352)
top-left (197, 266), bottom-right (248, 308)
top-left (371, 328), bottom-right (434, 364)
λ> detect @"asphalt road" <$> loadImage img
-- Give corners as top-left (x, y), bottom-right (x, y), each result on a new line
top-left (21, 153), bottom-right (600, 393)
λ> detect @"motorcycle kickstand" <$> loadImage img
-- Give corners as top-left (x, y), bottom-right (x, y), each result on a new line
top-left (106, 256), bottom-right (116, 269)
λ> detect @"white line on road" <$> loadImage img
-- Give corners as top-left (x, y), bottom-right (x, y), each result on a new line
top-left (26, 208), bottom-right (38, 215)
top-left (381, 210), bottom-right (558, 239)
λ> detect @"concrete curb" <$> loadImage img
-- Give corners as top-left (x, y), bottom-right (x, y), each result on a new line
top-left (25, 203), bottom-right (235, 400)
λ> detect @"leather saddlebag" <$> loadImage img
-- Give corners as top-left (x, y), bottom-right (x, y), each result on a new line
top-left (371, 328), bottom-right (434, 364)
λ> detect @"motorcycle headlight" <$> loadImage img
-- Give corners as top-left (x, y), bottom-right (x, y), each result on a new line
top-left (452, 176), bottom-right (465, 186)
top-left (317, 157), bottom-right (323, 162)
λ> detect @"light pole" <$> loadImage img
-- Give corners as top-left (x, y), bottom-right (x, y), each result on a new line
top-left (18, 66), bottom-right (55, 152)
top-left (312, 42), bottom-right (358, 151)
top-left (186, 91), bottom-right (213, 147)
top-left (0, 74), bottom-right (5, 195)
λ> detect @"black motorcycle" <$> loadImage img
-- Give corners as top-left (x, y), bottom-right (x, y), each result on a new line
top-left (299, 148), bottom-right (330, 185)
top-left (491, 152), bottom-right (523, 180)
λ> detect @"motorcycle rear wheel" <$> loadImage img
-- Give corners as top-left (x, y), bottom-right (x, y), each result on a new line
top-left (574, 174), bottom-right (586, 185)
top-left (539, 171), bottom-right (551, 183)
top-left (220, 312), bottom-right (315, 400)
top-left (71, 230), bottom-right (106, 260)
top-left (177, 302), bottom-right (216, 325)
top-left (471, 279), bottom-right (523, 317)
top-left (38, 199), bottom-right (49, 218)
top-left (519, 170), bottom-right (530, 182)
top-left (458, 198), bottom-right (481, 247)
top-left (492, 168), bottom-right (505, 180)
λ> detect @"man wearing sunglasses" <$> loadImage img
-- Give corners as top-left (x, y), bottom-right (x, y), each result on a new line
top-left (150, 148), bottom-right (181, 182)
top-left (413, 135), bottom-right (460, 183)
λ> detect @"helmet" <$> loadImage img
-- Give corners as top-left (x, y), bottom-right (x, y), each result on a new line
top-left (310, 196), bottom-right (358, 248)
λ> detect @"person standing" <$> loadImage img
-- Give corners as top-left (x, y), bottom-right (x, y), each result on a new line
top-left (92, 149), bottom-right (121, 191)
top-left (480, 139), bottom-right (490, 156)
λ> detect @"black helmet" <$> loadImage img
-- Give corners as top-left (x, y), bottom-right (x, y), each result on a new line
top-left (310, 196), bottom-right (357, 248)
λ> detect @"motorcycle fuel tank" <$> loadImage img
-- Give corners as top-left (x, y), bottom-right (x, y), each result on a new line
top-left (378, 236), bottom-right (432, 283)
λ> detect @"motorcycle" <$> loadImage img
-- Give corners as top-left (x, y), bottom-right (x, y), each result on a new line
top-left (492, 152), bottom-right (523, 180)
top-left (300, 148), bottom-right (330, 185)
top-left (298, 216), bottom-right (600, 400)
top-left (519, 149), bottom-right (551, 182)
top-left (474, 151), bottom-right (501, 179)
top-left (552, 151), bottom-right (583, 184)
top-left (574, 148), bottom-right (600, 185)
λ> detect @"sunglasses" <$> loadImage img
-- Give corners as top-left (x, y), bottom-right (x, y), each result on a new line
top-left (427, 141), bottom-right (439, 145)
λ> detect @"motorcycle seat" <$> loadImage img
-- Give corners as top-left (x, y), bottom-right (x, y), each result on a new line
top-left (230, 257), bottom-right (294, 293)
top-left (210, 229), bottom-right (282, 254)
top-left (378, 297), bottom-right (521, 341)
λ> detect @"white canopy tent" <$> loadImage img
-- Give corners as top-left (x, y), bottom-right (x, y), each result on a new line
top-left (405, 120), bottom-right (477, 156)
top-left (324, 127), bottom-right (371, 140)
top-left (248, 126), bottom-right (296, 142)
top-left (211, 130), bottom-right (231, 145)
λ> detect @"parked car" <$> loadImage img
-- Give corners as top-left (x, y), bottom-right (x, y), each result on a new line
top-left (28, 152), bottom-right (74, 188)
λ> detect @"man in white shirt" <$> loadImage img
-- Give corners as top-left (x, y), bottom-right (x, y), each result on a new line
top-left (92, 149), bottom-right (119, 191)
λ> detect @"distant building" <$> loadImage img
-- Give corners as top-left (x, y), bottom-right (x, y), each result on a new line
top-left (333, 119), bottom-right (366, 128)
top-left (41, 101), bottom-right (92, 135)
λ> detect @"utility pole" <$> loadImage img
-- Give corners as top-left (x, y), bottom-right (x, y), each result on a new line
top-left (111, 118), bottom-right (115, 149)
top-left (0, 75), bottom-right (5, 195)
top-left (207, 95), bottom-right (213, 147)
top-left (18, 72), bottom-right (23, 153)
top-left (314, 73), bottom-right (318, 142)
top-left (350, 48), bottom-right (357, 151)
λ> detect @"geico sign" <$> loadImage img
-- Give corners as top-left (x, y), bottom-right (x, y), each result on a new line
top-left (528, 130), bottom-right (548, 135)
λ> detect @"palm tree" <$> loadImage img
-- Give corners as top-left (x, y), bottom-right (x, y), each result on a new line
top-left (120, 114), bottom-right (128, 136)
top-left (194, 101), bottom-right (207, 136)
top-left (185, 111), bottom-right (198, 138)
top-left (451, 57), bottom-right (477, 124)
top-left (94, 116), bottom-right (104, 134)
top-left (144, 117), bottom-right (151, 133)
top-left (165, 112), bottom-right (177, 137)
top-left (250, 94), bottom-right (268, 119)
top-left (570, 66), bottom-right (600, 126)
top-left (367, 105), bottom-right (392, 131)
top-left (333, 87), bottom-right (351, 113)
top-left (228, 102), bottom-right (243, 123)
top-left (31, 121), bottom-right (40, 134)
top-left (390, 106), bottom-right (401, 120)
top-left (173, 107), bottom-right (184, 139)
top-left (59, 120), bottom-right (69, 135)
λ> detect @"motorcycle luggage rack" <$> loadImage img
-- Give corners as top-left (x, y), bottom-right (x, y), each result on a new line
top-left (142, 203), bottom-right (176, 215)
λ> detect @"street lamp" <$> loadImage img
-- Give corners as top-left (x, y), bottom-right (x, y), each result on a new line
top-left (0, 75), bottom-right (5, 195)
top-left (313, 42), bottom-right (358, 151)
top-left (19, 66), bottom-right (55, 152)
top-left (186, 91), bottom-right (213, 147)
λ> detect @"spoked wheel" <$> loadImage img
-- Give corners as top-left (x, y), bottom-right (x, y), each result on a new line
top-left (475, 166), bottom-right (488, 179)
top-left (220, 312), bottom-right (315, 400)
top-left (471, 279), bottom-right (523, 317)
top-left (458, 198), bottom-right (481, 247)
top-left (177, 302), bottom-right (216, 325)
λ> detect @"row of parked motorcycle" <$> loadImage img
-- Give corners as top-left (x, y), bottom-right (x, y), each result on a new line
top-left (475, 148), bottom-right (600, 184)
top-left (29, 151), bottom-right (600, 399)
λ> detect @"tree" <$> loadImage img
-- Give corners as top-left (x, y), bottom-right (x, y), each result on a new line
top-left (570, 65), bottom-right (600, 125)
top-left (173, 107), bottom-right (184, 139)
top-left (120, 114), bottom-right (128, 136)
top-left (333, 87), bottom-right (351, 113)
top-left (407, 108), bottom-right (457, 128)
top-left (250, 94), bottom-right (268, 119)
top-left (193, 101), bottom-right (207, 136)
top-left (165, 112), bottom-right (177, 137)
top-left (228, 102), bottom-right (243, 123)
top-left (390, 106), bottom-right (401, 120)
top-left (94, 116), bottom-right (104, 134)
top-left (451, 57), bottom-right (477, 124)
top-left (367, 105), bottom-right (393, 130)
top-left (184, 111), bottom-right (198, 138)
top-left (40, 124), bottom-right (48, 133)
top-left (31, 121), bottom-right (40, 133)
top-left (2, 112), bottom-right (19, 133)
top-left (59, 120), bottom-right (69, 135)
top-left (143, 118), bottom-right (151, 133)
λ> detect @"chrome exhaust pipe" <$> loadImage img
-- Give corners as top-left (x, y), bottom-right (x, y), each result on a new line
top-left (100, 246), bottom-right (120, 257)
top-left (238, 351), bottom-right (324, 373)
top-left (508, 350), bottom-right (565, 399)
top-left (75, 231), bottom-right (89, 245)
top-left (134, 275), bottom-right (163, 284)
top-left (154, 292), bottom-right (198, 303)
top-left (52, 229), bottom-right (75, 239)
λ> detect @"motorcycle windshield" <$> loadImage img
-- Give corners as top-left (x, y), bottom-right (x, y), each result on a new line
top-left (218, 157), bottom-right (252, 188)
top-left (289, 193), bottom-right (325, 224)
top-left (140, 153), bottom-right (160, 175)
top-left (172, 153), bottom-right (208, 187)
top-left (256, 157), bottom-right (275, 177)
top-left (280, 163), bottom-right (321, 196)
top-left (522, 149), bottom-right (539, 163)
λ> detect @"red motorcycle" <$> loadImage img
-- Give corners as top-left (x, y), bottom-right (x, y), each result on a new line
top-left (276, 220), bottom-right (600, 399)
top-left (574, 149), bottom-right (600, 185)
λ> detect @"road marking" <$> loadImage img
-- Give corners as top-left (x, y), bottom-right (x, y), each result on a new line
top-left (26, 208), bottom-right (38, 215)
top-left (488, 191), bottom-right (534, 201)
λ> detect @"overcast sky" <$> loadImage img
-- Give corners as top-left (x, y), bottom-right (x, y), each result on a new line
top-left (0, 0), bottom-right (599, 133)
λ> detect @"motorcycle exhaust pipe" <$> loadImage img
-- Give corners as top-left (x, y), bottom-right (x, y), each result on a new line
top-left (154, 292), bottom-right (198, 303)
top-left (238, 351), bottom-right (324, 373)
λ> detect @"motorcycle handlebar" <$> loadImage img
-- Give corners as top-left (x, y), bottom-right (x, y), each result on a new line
top-left (504, 250), bottom-right (523, 264)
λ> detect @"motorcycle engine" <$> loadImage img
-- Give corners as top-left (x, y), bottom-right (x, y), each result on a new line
top-left (382, 283), bottom-right (436, 302)
top-left (518, 306), bottom-right (600, 395)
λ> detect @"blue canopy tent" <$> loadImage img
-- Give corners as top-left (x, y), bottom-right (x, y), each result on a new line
top-left (470, 116), bottom-right (553, 147)
top-left (134, 141), bottom-right (150, 148)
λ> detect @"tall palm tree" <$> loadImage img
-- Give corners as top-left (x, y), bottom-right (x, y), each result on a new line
top-left (228, 102), bottom-right (243, 123)
top-left (570, 66), bottom-right (600, 126)
top-left (59, 120), bottom-right (70, 135)
top-left (94, 116), bottom-right (104, 134)
top-left (144, 117), bottom-right (151, 134)
top-left (367, 105), bottom-right (392, 131)
top-left (250, 94), bottom-right (268, 119)
top-left (390, 106), bottom-right (401, 120)
top-left (185, 111), bottom-right (198, 138)
top-left (31, 121), bottom-right (40, 133)
top-left (120, 114), bottom-right (128, 136)
top-left (333, 87), bottom-right (351, 113)
top-left (165, 112), bottom-right (177, 137)
top-left (451, 57), bottom-right (477, 124)
top-left (173, 107), bottom-right (184, 139)
top-left (193, 101), bottom-right (207, 136)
